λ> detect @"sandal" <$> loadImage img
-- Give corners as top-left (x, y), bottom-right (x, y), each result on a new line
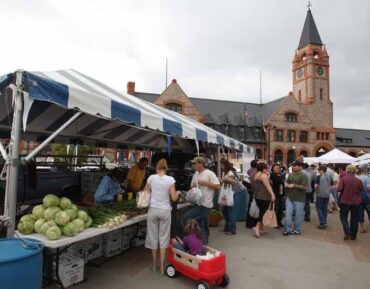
top-left (252, 227), bottom-right (260, 238)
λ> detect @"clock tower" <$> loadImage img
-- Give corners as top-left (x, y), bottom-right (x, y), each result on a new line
top-left (293, 8), bottom-right (330, 105)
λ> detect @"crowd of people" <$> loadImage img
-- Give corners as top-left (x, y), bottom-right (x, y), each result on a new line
top-left (246, 159), bottom-right (370, 240)
top-left (95, 155), bottom-right (370, 275)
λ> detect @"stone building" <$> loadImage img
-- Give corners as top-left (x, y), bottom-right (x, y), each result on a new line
top-left (129, 8), bottom-right (370, 164)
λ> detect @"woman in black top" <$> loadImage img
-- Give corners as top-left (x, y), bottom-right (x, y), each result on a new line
top-left (270, 163), bottom-right (285, 228)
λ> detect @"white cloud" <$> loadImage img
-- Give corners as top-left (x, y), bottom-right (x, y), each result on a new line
top-left (0, 0), bottom-right (369, 129)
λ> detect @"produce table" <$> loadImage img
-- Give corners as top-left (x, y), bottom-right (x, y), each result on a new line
top-left (16, 202), bottom-right (191, 289)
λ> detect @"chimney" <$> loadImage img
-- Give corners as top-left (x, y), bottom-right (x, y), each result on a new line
top-left (127, 81), bottom-right (135, 96)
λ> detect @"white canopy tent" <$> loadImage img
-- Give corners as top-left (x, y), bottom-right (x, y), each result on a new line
top-left (352, 153), bottom-right (370, 166)
top-left (317, 148), bottom-right (356, 164)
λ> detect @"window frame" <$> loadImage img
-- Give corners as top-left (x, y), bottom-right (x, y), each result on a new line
top-left (165, 103), bottom-right (183, 113)
top-left (285, 112), bottom-right (298, 122)
top-left (287, 130), bottom-right (296, 142)
top-left (299, 131), bottom-right (308, 143)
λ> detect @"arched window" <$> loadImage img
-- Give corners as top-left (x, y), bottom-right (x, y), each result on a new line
top-left (348, 151), bottom-right (357, 157)
top-left (300, 150), bottom-right (308, 158)
top-left (165, 103), bottom-right (182, 113)
top-left (287, 150), bottom-right (296, 165)
top-left (274, 150), bottom-right (283, 163)
top-left (285, 113), bottom-right (297, 122)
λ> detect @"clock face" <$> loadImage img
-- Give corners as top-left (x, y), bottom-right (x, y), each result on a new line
top-left (316, 66), bottom-right (324, 76)
top-left (297, 68), bottom-right (304, 79)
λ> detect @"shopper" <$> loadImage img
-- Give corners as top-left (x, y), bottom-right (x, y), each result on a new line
top-left (220, 161), bottom-right (236, 235)
top-left (315, 165), bottom-right (333, 229)
top-left (283, 161), bottom-right (308, 236)
top-left (125, 157), bottom-right (149, 194)
top-left (270, 163), bottom-right (285, 228)
top-left (181, 157), bottom-right (220, 245)
top-left (303, 163), bottom-right (314, 222)
top-left (245, 159), bottom-right (258, 229)
top-left (355, 166), bottom-right (370, 233)
top-left (144, 159), bottom-right (180, 274)
top-left (95, 168), bottom-right (122, 203)
top-left (337, 165), bottom-right (363, 241)
top-left (253, 162), bottom-right (276, 238)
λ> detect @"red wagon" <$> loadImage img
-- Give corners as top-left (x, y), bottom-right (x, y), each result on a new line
top-left (166, 244), bottom-right (230, 289)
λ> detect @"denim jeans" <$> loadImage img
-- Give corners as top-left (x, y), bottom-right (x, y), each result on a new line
top-left (285, 197), bottom-right (305, 233)
top-left (222, 205), bottom-right (236, 233)
top-left (304, 193), bottom-right (312, 221)
top-left (359, 192), bottom-right (370, 223)
top-left (180, 205), bottom-right (210, 244)
top-left (316, 197), bottom-right (329, 225)
top-left (340, 203), bottom-right (360, 238)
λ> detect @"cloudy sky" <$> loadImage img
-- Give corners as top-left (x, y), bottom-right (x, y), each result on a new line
top-left (1, 0), bottom-right (369, 129)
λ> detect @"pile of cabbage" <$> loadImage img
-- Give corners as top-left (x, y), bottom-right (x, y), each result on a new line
top-left (17, 194), bottom-right (92, 240)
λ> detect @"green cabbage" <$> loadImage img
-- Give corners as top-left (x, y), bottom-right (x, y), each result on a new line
top-left (46, 226), bottom-right (62, 240)
top-left (59, 197), bottom-right (72, 210)
top-left (20, 214), bottom-right (36, 224)
top-left (84, 216), bottom-right (93, 228)
top-left (17, 220), bottom-right (34, 234)
top-left (62, 222), bottom-right (78, 237)
top-left (41, 220), bottom-right (57, 235)
top-left (72, 218), bottom-right (85, 233)
top-left (34, 218), bottom-right (46, 234)
top-left (32, 205), bottom-right (45, 219)
top-left (65, 209), bottom-right (77, 220)
top-left (70, 204), bottom-right (78, 212)
top-left (77, 210), bottom-right (88, 222)
top-left (55, 211), bottom-right (71, 226)
top-left (43, 207), bottom-right (61, 221)
top-left (43, 194), bottom-right (60, 208)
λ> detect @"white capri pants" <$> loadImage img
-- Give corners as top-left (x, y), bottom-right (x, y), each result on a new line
top-left (145, 207), bottom-right (172, 249)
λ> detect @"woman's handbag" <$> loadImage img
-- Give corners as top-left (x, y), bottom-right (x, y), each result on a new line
top-left (249, 198), bottom-right (260, 218)
top-left (186, 185), bottom-right (204, 205)
top-left (217, 184), bottom-right (234, 206)
top-left (136, 190), bottom-right (151, 208)
top-left (262, 202), bottom-right (277, 227)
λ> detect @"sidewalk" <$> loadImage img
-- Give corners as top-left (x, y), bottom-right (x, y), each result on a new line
top-left (47, 206), bottom-right (370, 289)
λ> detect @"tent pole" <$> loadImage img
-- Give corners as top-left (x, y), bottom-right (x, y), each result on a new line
top-left (24, 111), bottom-right (82, 162)
top-left (217, 146), bottom-right (221, 178)
top-left (6, 70), bottom-right (24, 237)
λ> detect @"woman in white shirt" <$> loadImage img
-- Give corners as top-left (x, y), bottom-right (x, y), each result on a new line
top-left (144, 159), bottom-right (179, 275)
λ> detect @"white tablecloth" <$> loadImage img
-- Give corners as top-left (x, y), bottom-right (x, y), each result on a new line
top-left (17, 203), bottom-right (191, 249)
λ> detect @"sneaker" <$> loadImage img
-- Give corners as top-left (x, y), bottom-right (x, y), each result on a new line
top-left (304, 218), bottom-right (311, 222)
top-left (344, 235), bottom-right (350, 241)
top-left (317, 224), bottom-right (328, 229)
top-left (282, 231), bottom-right (291, 236)
top-left (292, 230), bottom-right (301, 235)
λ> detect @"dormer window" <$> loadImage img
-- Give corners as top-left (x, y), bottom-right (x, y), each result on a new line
top-left (285, 112), bottom-right (297, 122)
top-left (165, 103), bottom-right (182, 113)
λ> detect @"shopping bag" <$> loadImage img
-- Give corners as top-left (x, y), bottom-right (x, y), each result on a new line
top-left (249, 198), bottom-right (259, 218)
top-left (262, 202), bottom-right (277, 227)
top-left (186, 186), bottom-right (204, 205)
top-left (136, 190), bottom-right (151, 208)
top-left (217, 184), bottom-right (234, 206)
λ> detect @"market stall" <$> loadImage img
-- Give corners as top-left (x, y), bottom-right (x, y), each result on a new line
top-left (0, 69), bottom-right (255, 288)
top-left (317, 148), bottom-right (356, 164)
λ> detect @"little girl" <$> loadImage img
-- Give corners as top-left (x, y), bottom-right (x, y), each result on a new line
top-left (173, 219), bottom-right (205, 256)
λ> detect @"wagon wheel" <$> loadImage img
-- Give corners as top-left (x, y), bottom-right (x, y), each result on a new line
top-left (197, 281), bottom-right (211, 289)
top-left (220, 273), bottom-right (230, 287)
top-left (166, 265), bottom-right (177, 278)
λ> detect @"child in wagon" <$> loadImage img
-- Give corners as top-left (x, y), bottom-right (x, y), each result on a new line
top-left (173, 219), bottom-right (205, 256)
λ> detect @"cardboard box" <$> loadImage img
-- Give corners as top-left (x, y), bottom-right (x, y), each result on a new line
top-left (67, 243), bottom-right (87, 264)
top-left (54, 253), bottom-right (84, 288)
top-left (122, 226), bottom-right (137, 251)
top-left (102, 229), bottom-right (122, 257)
top-left (85, 236), bottom-right (103, 261)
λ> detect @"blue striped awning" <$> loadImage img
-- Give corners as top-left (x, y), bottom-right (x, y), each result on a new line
top-left (0, 70), bottom-right (255, 153)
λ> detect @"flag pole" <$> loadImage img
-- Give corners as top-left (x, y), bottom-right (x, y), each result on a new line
top-left (259, 69), bottom-right (263, 160)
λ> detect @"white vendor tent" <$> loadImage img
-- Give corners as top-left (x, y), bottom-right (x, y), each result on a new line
top-left (302, 157), bottom-right (319, 165)
top-left (317, 148), bottom-right (356, 164)
top-left (352, 153), bottom-right (370, 166)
